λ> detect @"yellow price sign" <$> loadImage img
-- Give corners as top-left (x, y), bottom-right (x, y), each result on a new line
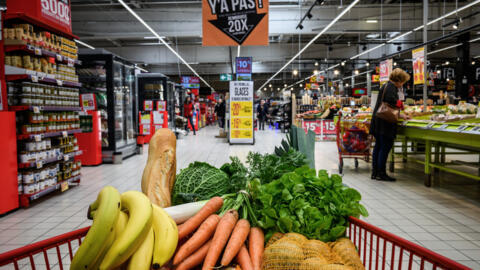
top-left (232, 118), bottom-right (252, 129)
top-left (231, 101), bottom-right (253, 117)
top-left (231, 129), bottom-right (252, 139)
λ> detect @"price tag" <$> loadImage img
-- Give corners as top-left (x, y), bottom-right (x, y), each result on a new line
top-left (64, 154), bottom-right (69, 162)
top-left (62, 131), bottom-right (68, 138)
top-left (34, 135), bottom-right (42, 142)
top-left (31, 75), bottom-right (38, 82)
top-left (34, 47), bottom-right (42, 56)
top-left (61, 181), bottom-right (69, 192)
top-left (67, 58), bottom-right (74, 67)
top-left (33, 106), bottom-right (40, 114)
top-left (439, 124), bottom-right (449, 129)
top-left (56, 54), bottom-right (63, 61)
top-left (458, 126), bottom-right (468, 131)
top-left (36, 160), bottom-right (43, 169)
top-left (56, 80), bottom-right (63, 86)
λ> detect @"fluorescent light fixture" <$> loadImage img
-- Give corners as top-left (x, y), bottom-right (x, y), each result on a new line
top-left (117, 0), bottom-right (213, 89)
top-left (355, 70), bottom-right (359, 75)
top-left (334, 70), bottom-right (340, 75)
top-left (427, 43), bottom-right (462, 55)
top-left (257, 0), bottom-right (360, 91)
top-left (135, 66), bottom-right (148, 73)
top-left (366, 19), bottom-right (378, 23)
top-left (350, 43), bottom-right (385, 59)
top-left (144, 36), bottom-right (165, 39)
top-left (469, 37), bottom-right (480, 43)
top-left (314, 62), bottom-right (319, 66)
top-left (293, 69), bottom-right (299, 76)
top-left (426, 0), bottom-right (480, 27)
top-left (387, 31), bottom-right (413, 43)
top-left (237, 46), bottom-right (241, 57)
top-left (74, 39), bottom-right (95, 50)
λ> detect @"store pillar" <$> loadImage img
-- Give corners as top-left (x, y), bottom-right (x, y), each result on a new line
top-left (455, 33), bottom-right (471, 100)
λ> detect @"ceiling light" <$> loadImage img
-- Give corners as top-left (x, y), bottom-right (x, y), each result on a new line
top-left (345, 83), bottom-right (349, 87)
top-left (291, 87), bottom-right (294, 90)
top-left (472, 61), bottom-right (476, 65)
top-left (437, 70), bottom-right (441, 74)
top-left (284, 84), bottom-right (287, 87)
top-left (469, 36), bottom-right (480, 43)
top-left (334, 70), bottom-right (340, 75)
top-left (366, 62), bottom-right (370, 67)
top-left (293, 69), bottom-right (299, 76)
top-left (117, 0), bottom-right (213, 90)
top-left (298, 24), bottom-right (304, 30)
top-left (397, 46), bottom-right (402, 51)
top-left (341, 61), bottom-right (346, 66)
top-left (313, 70), bottom-right (319, 75)
top-left (445, 61), bottom-right (450, 65)
top-left (277, 88), bottom-right (280, 90)
top-left (355, 70), bottom-right (359, 75)
top-left (307, 12), bottom-right (313, 19)
top-left (135, 65), bottom-right (148, 73)
top-left (350, 43), bottom-right (385, 60)
top-left (453, 23), bottom-right (458, 30)
top-left (144, 36), bottom-right (166, 39)
top-left (362, 45), bottom-right (367, 51)
top-left (446, 78), bottom-right (450, 82)
top-left (366, 19), bottom-right (378, 23)
top-left (315, 62), bottom-right (319, 66)
top-left (300, 84), bottom-right (303, 87)
top-left (427, 43), bottom-right (462, 56)
top-left (387, 31), bottom-right (413, 43)
top-left (393, 62), bottom-right (397, 66)
top-left (74, 39), bottom-right (95, 50)
top-left (269, 84), bottom-right (272, 87)
top-left (264, 87), bottom-right (267, 90)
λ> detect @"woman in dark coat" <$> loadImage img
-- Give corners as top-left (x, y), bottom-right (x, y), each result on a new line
top-left (370, 68), bottom-right (411, 181)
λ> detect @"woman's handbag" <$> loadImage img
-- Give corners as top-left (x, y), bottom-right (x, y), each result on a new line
top-left (375, 84), bottom-right (399, 123)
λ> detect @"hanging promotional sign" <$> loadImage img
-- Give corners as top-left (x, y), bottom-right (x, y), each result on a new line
top-left (156, 101), bottom-right (166, 111)
top-left (412, 47), bottom-right (425, 85)
top-left (236, 57), bottom-right (252, 81)
top-left (310, 75), bottom-right (324, 83)
top-left (229, 81), bottom-right (254, 144)
top-left (379, 59), bottom-right (393, 86)
top-left (181, 76), bottom-right (201, 89)
top-left (80, 93), bottom-right (96, 111)
top-left (144, 100), bottom-right (154, 111)
top-left (306, 83), bottom-right (319, 90)
top-left (202, 0), bottom-right (269, 46)
top-left (371, 75), bottom-right (380, 82)
top-left (7, 0), bottom-right (73, 36)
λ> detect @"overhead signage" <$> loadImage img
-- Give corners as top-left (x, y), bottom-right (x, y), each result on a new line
top-left (202, 0), bottom-right (269, 46)
top-left (182, 83), bottom-right (200, 89)
top-left (306, 83), bottom-right (319, 90)
top-left (236, 57), bottom-right (252, 74)
top-left (379, 59), bottom-right (393, 86)
top-left (229, 81), bottom-right (254, 144)
top-left (6, 0), bottom-right (73, 35)
top-left (181, 76), bottom-right (200, 84)
top-left (412, 47), bottom-right (425, 85)
top-left (352, 88), bottom-right (367, 97)
top-left (371, 75), bottom-right (380, 82)
top-left (236, 74), bottom-right (252, 81)
top-left (220, 73), bottom-right (233, 81)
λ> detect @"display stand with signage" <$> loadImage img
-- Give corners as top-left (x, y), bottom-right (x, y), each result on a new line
top-left (229, 81), bottom-right (254, 144)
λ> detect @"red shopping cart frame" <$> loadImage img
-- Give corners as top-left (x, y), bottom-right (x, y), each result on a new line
top-left (0, 217), bottom-right (470, 270)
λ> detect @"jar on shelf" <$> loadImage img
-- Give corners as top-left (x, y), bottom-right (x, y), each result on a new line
top-left (25, 141), bottom-right (36, 152)
top-left (23, 171), bottom-right (34, 184)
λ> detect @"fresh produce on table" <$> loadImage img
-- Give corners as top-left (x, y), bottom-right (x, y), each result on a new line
top-left (141, 128), bottom-right (177, 207)
top-left (71, 186), bottom-right (182, 270)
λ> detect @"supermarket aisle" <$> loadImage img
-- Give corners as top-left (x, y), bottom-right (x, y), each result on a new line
top-left (0, 127), bottom-right (479, 268)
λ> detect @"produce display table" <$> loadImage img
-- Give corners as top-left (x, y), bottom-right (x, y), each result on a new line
top-left (395, 119), bottom-right (480, 186)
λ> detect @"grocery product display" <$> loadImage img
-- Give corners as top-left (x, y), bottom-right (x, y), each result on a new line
top-left (1, 0), bottom-right (480, 269)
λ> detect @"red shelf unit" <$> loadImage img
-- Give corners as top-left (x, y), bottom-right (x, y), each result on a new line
top-left (4, 12), bottom-right (78, 40)
top-left (17, 129), bottom-right (82, 140)
top-left (18, 151), bottom-right (82, 169)
top-left (19, 175), bottom-right (81, 208)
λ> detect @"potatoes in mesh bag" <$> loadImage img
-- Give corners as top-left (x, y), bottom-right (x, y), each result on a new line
top-left (282, 232), bottom-right (308, 244)
top-left (266, 232), bottom-right (284, 247)
top-left (330, 238), bottom-right (365, 270)
top-left (317, 264), bottom-right (354, 270)
top-left (299, 257), bottom-right (329, 270)
top-left (262, 238), bottom-right (305, 270)
top-left (302, 240), bottom-right (332, 259)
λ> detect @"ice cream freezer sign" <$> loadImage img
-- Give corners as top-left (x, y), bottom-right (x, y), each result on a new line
top-left (229, 81), bottom-right (254, 144)
top-left (202, 0), bottom-right (269, 46)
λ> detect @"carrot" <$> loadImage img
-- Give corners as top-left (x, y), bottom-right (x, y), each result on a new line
top-left (221, 219), bottom-right (251, 266)
top-left (173, 215), bottom-right (221, 265)
top-left (236, 244), bottom-right (253, 270)
top-left (202, 210), bottom-right (239, 270)
top-left (175, 240), bottom-right (212, 270)
top-left (249, 227), bottom-right (264, 270)
top-left (178, 196), bottom-right (224, 239)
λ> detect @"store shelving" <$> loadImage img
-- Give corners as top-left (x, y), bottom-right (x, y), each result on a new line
top-left (9, 105), bottom-right (82, 112)
top-left (19, 175), bottom-right (81, 207)
top-left (4, 44), bottom-right (81, 65)
top-left (4, 12), bottom-right (77, 40)
top-left (5, 65), bottom-right (82, 88)
top-left (18, 150), bottom-right (82, 169)
top-left (17, 129), bottom-right (82, 140)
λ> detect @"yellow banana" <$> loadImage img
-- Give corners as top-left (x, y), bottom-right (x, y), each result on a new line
top-left (114, 211), bottom-right (129, 239)
top-left (100, 191), bottom-right (153, 270)
top-left (71, 186), bottom-right (121, 270)
top-left (152, 204), bottom-right (178, 269)
top-left (127, 226), bottom-right (154, 270)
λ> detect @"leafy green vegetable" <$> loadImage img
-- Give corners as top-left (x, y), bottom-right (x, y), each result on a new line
top-left (220, 156), bottom-right (248, 192)
top-left (249, 166), bottom-right (368, 242)
top-left (172, 162), bottom-right (230, 205)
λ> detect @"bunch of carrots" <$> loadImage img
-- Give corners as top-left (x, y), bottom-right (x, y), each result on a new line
top-left (173, 196), bottom-right (264, 270)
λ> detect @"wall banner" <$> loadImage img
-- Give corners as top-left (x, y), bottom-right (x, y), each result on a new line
top-left (412, 47), bottom-right (425, 85)
top-left (379, 59), bottom-right (393, 86)
top-left (229, 81), bottom-right (254, 144)
top-left (202, 0), bottom-right (269, 46)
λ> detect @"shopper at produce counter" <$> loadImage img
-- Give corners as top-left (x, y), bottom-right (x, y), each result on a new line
top-left (184, 96), bottom-right (196, 135)
top-left (370, 68), bottom-right (411, 181)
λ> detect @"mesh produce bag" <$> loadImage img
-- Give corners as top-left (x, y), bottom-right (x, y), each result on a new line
top-left (282, 232), bottom-right (308, 244)
top-left (302, 240), bottom-right (336, 261)
top-left (330, 238), bottom-right (365, 270)
top-left (299, 257), bottom-right (330, 270)
top-left (266, 232), bottom-right (284, 247)
top-left (317, 264), bottom-right (354, 270)
top-left (262, 238), bottom-right (305, 270)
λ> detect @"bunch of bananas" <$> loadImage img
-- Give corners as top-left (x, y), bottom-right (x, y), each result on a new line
top-left (71, 186), bottom-right (178, 270)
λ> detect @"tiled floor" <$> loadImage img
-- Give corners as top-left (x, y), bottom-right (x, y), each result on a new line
top-left (1, 126), bottom-right (480, 269)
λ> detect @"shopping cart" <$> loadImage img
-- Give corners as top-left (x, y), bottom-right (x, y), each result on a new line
top-left (336, 112), bottom-right (372, 174)
top-left (0, 217), bottom-right (470, 270)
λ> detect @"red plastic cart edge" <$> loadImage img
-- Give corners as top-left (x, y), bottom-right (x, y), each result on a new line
top-left (348, 216), bottom-right (471, 270)
top-left (0, 227), bottom-right (89, 267)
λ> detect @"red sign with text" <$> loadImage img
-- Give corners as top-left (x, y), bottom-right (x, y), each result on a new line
top-left (7, 0), bottom-right (73, 36)
top-left (302, 120), bottom-right (336, 139)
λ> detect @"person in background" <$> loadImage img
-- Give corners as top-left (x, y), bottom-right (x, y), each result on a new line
top-left (370, 68), bottom-right (411, 181)
top-left (184, 96), bottom-right (196, 135)
top-left (257, 99), bottom-right (268, 130)
top-left (215, 98), bottom-right (226, 128)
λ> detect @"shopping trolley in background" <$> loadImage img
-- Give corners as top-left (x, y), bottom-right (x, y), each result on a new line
top-left (336, 112), bottom-right (372, 174)
top-left (0, 217), bottom-right (470, 270)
